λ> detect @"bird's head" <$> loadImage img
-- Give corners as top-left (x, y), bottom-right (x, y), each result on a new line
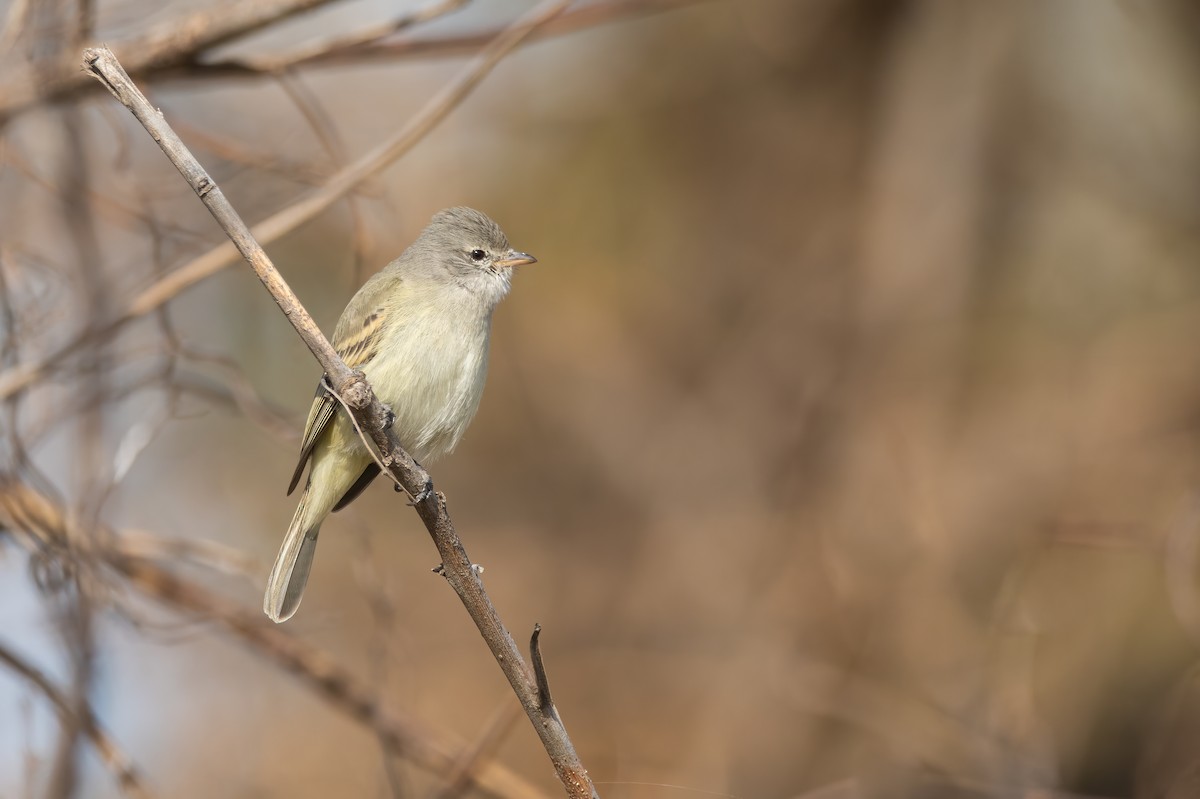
top-left (412, 206), bottom-right (536, 302)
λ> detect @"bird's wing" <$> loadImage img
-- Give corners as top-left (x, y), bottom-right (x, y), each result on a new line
top-left (332, 463), bottom-right (382, 512)
top-left (286, 298), bottom-right (387, 495)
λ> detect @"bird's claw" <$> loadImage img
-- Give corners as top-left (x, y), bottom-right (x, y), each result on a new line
top-left (406, 478), bottom-right (434, 506)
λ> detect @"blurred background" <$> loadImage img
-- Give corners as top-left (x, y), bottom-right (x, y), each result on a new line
top-left (1, 1), bottom-right (1200, 797)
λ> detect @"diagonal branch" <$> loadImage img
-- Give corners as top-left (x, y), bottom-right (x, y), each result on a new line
top-left (430, 696), bottom-right (524, 799)
top-left (247, 0), bottom-right (472, 74)
top-left (0, 475), bottom-right (549, 799)
top-left (170, 0), bottom-right (712, 77)
top-left (0, 0), bottom-right (343, 120)
top-left (0, 1), bottom-right (559, 403)
top-left (78, 4), bottom-right (599, 797)
top-left (109, 552), bottom-right (550, 799)
top-left (273, 69), bottom-right (374, 277)
top-left (0, 640), bottom-right (152, 799)
top-left (0, 0), bottom-right (710, 120)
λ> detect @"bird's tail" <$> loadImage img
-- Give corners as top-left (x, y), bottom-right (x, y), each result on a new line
top-left (264, 485), bottom-right (321, 623)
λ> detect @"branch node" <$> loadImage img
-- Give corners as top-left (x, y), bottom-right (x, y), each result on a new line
top-left (194, 176), bottom-right (215, 199)
top-left (530, 623), bottom-right (554, 712)
top-left (81, 47), bottom-right (124, 100)
top-left (338, 370), bottom-right (373, 410)
top-left (406, 475), bottom-right (434, 506)
top-left (73, 11), bottom-right (598, 795)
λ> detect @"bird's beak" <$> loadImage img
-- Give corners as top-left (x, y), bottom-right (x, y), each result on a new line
top-left (493, 250), bottom-right (537, 268)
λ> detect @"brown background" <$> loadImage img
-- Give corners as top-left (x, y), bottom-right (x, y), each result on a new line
top-left (2, 1), bottom-right (1200, 798)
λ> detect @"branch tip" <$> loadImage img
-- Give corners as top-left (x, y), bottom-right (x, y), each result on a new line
top-left (530, 623), bottom-right (554, 712)
top-left (70, 11), bottom-right (598, 795)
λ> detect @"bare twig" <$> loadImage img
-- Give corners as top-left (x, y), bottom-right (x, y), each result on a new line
top-left (530, 624), bottom-right (554, 712)
top-left (177, 0), bottom-right (711, 76)
top-left (431, 696), bottom-right (524, 799)
top-left (113, 528), bottom-right (259, 578)
top-left (0, 0), bottom-right (709, 121)
top-left (169, 118), bottom-right (361, 188)
top-left (0, 0), bottom-right (35, 58)
top-left (0, 250), bottom-right (37, 477)
top-left (319, 373), bottom-right (410, 492)
top-left (248, 0), bottom-right (472, 74)
top-left (45, 587), bottom-right (97, 799)
top-left (168, 365), bottom-right (299, 444)
top-left (0, 0), bottom-right (568, 403)
top-left (79, 4), bottom-right (599, 795)
top-left (109, 552), bottom-right (550, 799)
top-left (74, 0), bottom-right (95, 45)
top-left (274, 69), bottom-right (373, 274)
top-left (47, 95), bottom-right (106, 799)
top-left (0, 640), bottom-right (152, 799)
top-left (353, 529), bottom-right (409, 798)
top-left (0, 476), bottom-right (550, 799)
top-left (0, 0), bottom-right (343, 120)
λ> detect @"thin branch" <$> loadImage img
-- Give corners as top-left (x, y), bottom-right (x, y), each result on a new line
top-left (0, 476), bottom-right (550, 799)
top-left (113, 527), bottom-right (259, 579)
top-left (74, 0), bottom-right (95, 45)
top-left (176, 0), bottom-right (711, 77)
top-left (160, 283), bottom-right (299, 446)
top-left (108, 552), bottom-right (550, 799)
top-left (0, 250), bottom-right (37, 478)
top-left (353, 528), bottom-right (409, 798)
top-left (79, 5), bottom-right (599, 794)
top-left (45, 586), bottom-right (97, 799)
top-left (169, 118), bottom-right (364, 189)
top-left (0, 0), bottom-right (35, 56)
top-left (0, 640), bottom-right (152, 799)
top-left (249, 0), bottom-right (472, 74)
top-left (168, 366), bottom-right (299, 445)
top-left (0, 0), bottom-right (710, 120)
top-left (0, 0), bottom-right (567, 403)
top-left (320, 373), bottom-right (409, 493)
top-left (2, 144), bottom-right (210, 242)
top-left (431, 696), bottom-right (524, 799)
top-left (47, 95), bottom-right (106, 799)
top-left (0, 0), bottom-right (343, 120)
top-left (530, 624), bottom-right (554, 713)
top-left (274, 69), bottom-right (373, 275)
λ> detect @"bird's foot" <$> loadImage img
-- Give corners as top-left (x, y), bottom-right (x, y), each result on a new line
top-left (397, 475), bottom-right (434, 506)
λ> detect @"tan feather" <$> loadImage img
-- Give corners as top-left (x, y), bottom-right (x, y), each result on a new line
top-left (334, 310), bottom-right (383, 370)
top-left (287, 308), bottom-right (384, 495)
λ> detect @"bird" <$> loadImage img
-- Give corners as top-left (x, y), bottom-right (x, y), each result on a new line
top-left (264, 206), bottom-right (535, 622)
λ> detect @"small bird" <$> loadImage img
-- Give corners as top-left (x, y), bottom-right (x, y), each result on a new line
top-left (264, 207), bottom-right (535, 622)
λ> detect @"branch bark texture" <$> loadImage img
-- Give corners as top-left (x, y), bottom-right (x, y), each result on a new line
top-left (79, 9), bottom-right (597, 796)
top-left (0, 0), bottom-right (566, 403)
top-left (188, 0), bottom-right (710, 75)
top-left (0, 0), bottom-right (339, 120)
top-left (0, 476), bottom-right (547, 799)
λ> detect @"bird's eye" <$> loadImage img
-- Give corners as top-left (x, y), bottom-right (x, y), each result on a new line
top-left (470, 249), bottom-right (487, 262)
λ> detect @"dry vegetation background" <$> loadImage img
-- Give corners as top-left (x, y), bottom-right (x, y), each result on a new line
top-left (1, 1), bottom-right (1200, 798)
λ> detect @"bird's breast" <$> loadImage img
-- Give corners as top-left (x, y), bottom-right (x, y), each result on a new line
top-left (361, 304), bottom-right (492, 463)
